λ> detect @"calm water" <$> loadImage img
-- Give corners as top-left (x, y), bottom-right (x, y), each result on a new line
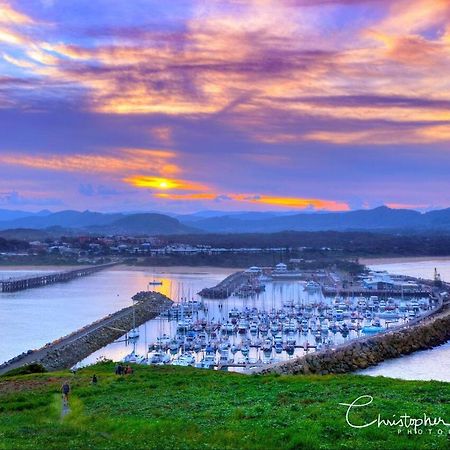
top-left (360, 259), bottom-right (450, 382)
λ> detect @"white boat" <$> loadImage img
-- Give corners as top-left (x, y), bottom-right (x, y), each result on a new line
top-left (128, 328), bottom-right (139, 341)
top-left (177, 319), bottom-right (191, 332)
top-left (168, 340), bottom-right (179, 354)
top-left (274, 334), bottom-right (283, 354)
top-left (222, 322), bottom-right (235, 334)
top-left (122, 350), bottom-right (147, 365)
top-left (262, 338), bottom-right (273, 355)
top-left (219, 348), bottom-right (231, 365)
top-left (196, 354), bottom-right (216, 369)
top-left (172, 352), bottom-right (196, 366)
top-left (270, 323), bottom-right (280, 334)
top-left (229, 308), bottom-right (240, 318)
top-left (148, 351), bottom-right (170, 365)
top-left (241, 344), bottom-right (250, 357)
top-left (305, 281), bottom-right (321, 294)
top-left (238, 320), bottom-right (249, 334)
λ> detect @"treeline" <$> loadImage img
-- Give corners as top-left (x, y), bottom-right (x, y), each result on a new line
top-left (130, 253), bottom-right (364, 274)
top-left (0, 238), bottom-right (30, 252)
top-left (160, 231), bottom-right (450, 256)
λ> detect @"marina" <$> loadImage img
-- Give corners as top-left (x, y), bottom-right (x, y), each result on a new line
top-left (81, 267), bottom-right (439, 372)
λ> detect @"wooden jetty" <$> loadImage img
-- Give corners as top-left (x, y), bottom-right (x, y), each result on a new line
top-left (0, 262), bottom-right (117, 293)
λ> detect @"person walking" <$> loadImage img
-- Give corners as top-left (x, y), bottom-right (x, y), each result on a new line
top-left (61, 381), bottom-right (70, 406)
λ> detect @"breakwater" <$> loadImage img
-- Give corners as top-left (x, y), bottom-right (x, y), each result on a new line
top-left (253, 301), bottom-right (450, 376)
top-left (198, 271), bottom-right (247, 298)
top-left (0, 263), bottom-right (117, 293)
top-left (0, 291), bottom-right (172, 374)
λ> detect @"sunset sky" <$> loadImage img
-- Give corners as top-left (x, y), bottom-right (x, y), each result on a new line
top-left (1, 0), bottom-right (450, 213)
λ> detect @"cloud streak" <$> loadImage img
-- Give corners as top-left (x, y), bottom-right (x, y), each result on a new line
top-left (0, 149), bottom-right (179, 175)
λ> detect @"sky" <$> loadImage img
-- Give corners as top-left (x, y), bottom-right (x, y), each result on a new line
top-left (0, 0), bottom-right (450, 213)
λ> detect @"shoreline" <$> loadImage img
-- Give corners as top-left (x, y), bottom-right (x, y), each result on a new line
top-left (0, 264), bottom-right (238, 275)
top-left (2, 259), bottom-right (450, 274)
top-left (360, 256), bottom-right (450, 265)
top-left (112, 265), bottom-right (237, 275)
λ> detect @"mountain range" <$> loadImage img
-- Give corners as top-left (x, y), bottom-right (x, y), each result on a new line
top-left (1, 206), bottom-right (450, 236)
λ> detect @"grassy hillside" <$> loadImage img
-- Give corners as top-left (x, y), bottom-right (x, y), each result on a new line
top-left (0, 363), bottom-right (448, 449)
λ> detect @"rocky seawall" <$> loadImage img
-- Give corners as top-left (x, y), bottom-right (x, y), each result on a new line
top-left (198, 271), bottom-right (247, 298)
top-left (0, 292), bottom-right (172, 374)
top-left (254, 305), bottom-right (450, 376)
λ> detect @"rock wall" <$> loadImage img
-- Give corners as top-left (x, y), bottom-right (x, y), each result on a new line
top-left (255, 307), bottom-right (450, 376)
top-left (0, 292), bottom-right (172, 373)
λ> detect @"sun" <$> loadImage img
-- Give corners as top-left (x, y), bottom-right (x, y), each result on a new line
top-left (158, 181), bottom-right (169, 189)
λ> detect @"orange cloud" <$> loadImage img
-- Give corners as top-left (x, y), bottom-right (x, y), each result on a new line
top-left (124, 176), bottom-right (209, 192)
top-left (151, 191), bottom-right (349, 212)
top-left (230, 194), bottom-right (350, 211)
top-left (0, 148), bottom-right (179, 175)
top-left (303, 124), bottom-right (450, 145)
top-left (0, 28), bottom-right (26, 44)
top-left (0, 2), bottom-right (34, 25)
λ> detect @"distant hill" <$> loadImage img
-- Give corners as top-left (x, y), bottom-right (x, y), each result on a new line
top-left (0, 209), bottom-right (51, 222)
top-left (0, 211), bottom-right (197, 236)
top-left (0, 210), bottom-right (123, 230)
top-left (1, 206), bottom-right (450, 235)
top-left (177, 206), bottom-right (450, 233)
top-left (89, 213), bottom-right (198, 235)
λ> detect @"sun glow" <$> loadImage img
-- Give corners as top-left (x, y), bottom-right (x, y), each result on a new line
top-left (124, 176), bottom-right (209, 192)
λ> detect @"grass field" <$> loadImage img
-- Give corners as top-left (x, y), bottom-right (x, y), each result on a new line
top-left (0, 363), bottom-right (448, 449)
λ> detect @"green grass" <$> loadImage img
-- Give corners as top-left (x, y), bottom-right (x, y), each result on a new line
top-left (0, 363), bottom-right (448, 449)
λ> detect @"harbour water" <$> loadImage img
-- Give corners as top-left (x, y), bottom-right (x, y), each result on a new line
top-left (0, 260), bottom-right (448, 380)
